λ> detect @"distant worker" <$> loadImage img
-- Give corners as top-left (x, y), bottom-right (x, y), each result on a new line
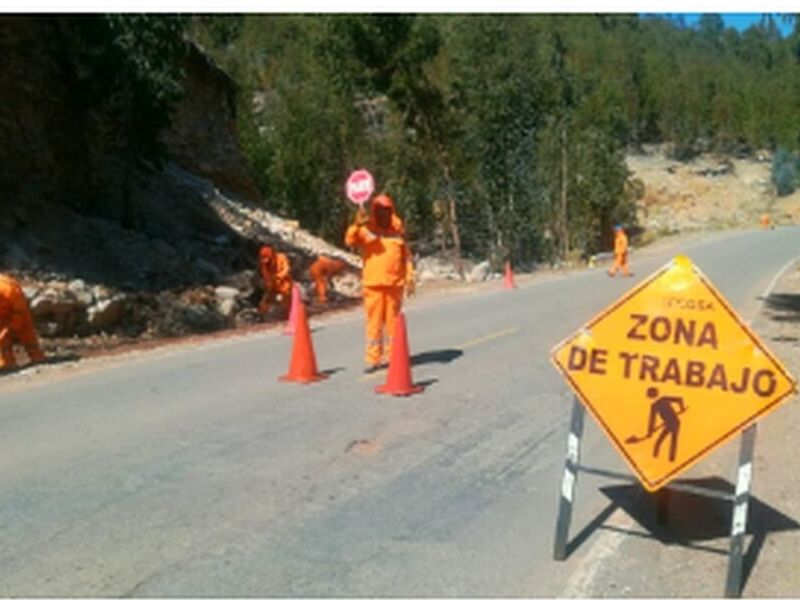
top-left (308, 256), bottom-right (347, 304)
top-left (0, 274), bottom-right (45, 372)
top-left (345, 194), bottom-right (415, 373)
top-left (607, 224), bottom-right (633, 277)
top-left (258, 245), bottom-right (293, 318)
top-left (760, 213), bottom-right (772, 230)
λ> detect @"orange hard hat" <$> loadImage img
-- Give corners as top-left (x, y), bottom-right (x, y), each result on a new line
top-left (372, 194), bottom-right (394, 210)
top-left (260, 245), bottom-right (274, 260)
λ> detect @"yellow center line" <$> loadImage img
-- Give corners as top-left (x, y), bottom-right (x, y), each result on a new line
top-left (455, 327), bottom-right (520, 350)
top-left (358, 326), bottom-right (520, 381)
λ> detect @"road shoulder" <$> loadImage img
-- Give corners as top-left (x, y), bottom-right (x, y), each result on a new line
top-left (561, 255), bottom-right (800, 598)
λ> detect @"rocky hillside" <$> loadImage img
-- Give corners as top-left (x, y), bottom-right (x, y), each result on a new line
top-left (0, 18), bottom-right (362, 361)
top-left (4, 164), bottom-right (362, 358)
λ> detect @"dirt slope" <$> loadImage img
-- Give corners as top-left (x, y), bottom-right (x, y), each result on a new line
top-left (629, 145), bottom-right (800, 240)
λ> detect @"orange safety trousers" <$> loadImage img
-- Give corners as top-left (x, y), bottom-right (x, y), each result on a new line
top-left (363, 285), bottom-right (404, 367)
top-left (608, 252), bottom-right (630, 276)
top-left (313, 277), bottom-right (329, 304)
top-left (258, 278), bottom-right (293, 315)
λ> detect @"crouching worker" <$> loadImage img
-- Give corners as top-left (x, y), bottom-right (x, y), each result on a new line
top-left (257, 245), bottom-right (293, 318)
top-left (345, 194), bottom-right (415, 374)
top-left (0, 274), bottom-right (45, 372)
top-left (308, 256), bottom-right (347, 304)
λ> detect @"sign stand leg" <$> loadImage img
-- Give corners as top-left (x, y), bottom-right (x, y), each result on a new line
top-left (553, 396), bottom-right (586, 561)
top-left (724, 424), bottom-right (757, 598)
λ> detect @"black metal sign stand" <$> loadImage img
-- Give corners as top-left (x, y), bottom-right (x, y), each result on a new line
top-left (553, 396), bottom-right (757, 598)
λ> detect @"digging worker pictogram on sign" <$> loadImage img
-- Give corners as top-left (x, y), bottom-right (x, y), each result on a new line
top-left (551, 255), bottom-right (796, 492)
top-left (625, 386), bottom-right (686, 462)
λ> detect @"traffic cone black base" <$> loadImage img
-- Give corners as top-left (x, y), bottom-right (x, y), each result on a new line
top-left (374, 312), bottom-right (424, 397)
top-left (279, 300), bottom-right (327, 384)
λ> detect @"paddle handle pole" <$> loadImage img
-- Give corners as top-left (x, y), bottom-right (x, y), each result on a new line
top-left (553, 396), bottom-right (586, 561)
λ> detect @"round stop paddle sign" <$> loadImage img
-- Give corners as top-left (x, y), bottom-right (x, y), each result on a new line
top-left (345, 169), bottom-right (375, 204)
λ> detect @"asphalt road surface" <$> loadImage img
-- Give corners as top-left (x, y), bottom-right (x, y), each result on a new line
top-left (1, 227), bottom-right (798, 596)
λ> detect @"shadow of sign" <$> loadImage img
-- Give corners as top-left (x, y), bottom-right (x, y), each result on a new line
top-left (568, 477), bottom-right (799, 590)
top-left (763, 293), bottom-right (800, 323)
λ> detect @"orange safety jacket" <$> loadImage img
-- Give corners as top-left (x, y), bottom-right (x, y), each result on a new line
top-left (0, 275), bottom-right (33, 335)
top-left (345, 196), bottom-right (414, 288)
top-left (261, 253), bottom-right (292, 290)
top-left (614, 231), bottom-right (629, 255)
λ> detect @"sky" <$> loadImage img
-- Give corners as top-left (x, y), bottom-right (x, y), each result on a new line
top-left (7, 1), bottom-right (799, 25)
top-left (675, 13), bottom-right (795, 35)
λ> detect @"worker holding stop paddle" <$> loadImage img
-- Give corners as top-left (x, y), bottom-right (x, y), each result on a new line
top-left (343, 170), bottom-right (415, 374)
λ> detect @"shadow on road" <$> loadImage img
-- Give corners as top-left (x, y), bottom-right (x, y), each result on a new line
top-left (416, 378), bottom-right (438, 390)
top-left (319, 367), bottom-right (346, 378)
top-left (410, 349), bottom-right (464, 367)
top-left (565, 477), bottom-right (799, 592)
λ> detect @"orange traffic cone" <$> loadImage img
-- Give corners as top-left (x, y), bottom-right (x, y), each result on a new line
top-left (279, 300), bottom-right (328, 384)
top-left (283, 283), bottom-right (301, 336)
top-left (375, 312), bottom-right (423, 397)
top-left (504, 261), bottom-right (516, 290)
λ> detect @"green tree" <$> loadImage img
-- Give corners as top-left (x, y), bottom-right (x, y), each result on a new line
top-left (318, 15), bottom-right (462, 265)
top-left (56, 15), bottom-right (188, 224)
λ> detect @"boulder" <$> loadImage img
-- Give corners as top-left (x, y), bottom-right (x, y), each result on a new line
top-left (86, 295), bottom-right (127, 331)
top-left (67, 279), bottom-right (94, 307)
top-left (67, 279), bottom-right (86, 294)
top-left (234, 307), bottom-right (261, 327)
top-left (30, 289), bottom-right (82, 317)
top-left (416, 257), bottom-right (463, 283)
top-left (214, 286), bottom-right (240, 300)
top-left (180, 304), bottom-right (227, 333)
top-left (217, 297), bottom-right (237, 319)
top-left (21, 286), bottom-right (39, 302)
top-left (467, 260), bottom-right (491, 282)
top-left (92, 285), bottom-right (113, 302)
top-left (30, 288), bottom-right (85, 337)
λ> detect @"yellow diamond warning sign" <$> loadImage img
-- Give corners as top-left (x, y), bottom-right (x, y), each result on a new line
top-left (551, 255), bottom-right (796, 492)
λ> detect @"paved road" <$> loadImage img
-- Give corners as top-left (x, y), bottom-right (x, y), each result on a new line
top-left (1, 227), bottom-right (798, 596)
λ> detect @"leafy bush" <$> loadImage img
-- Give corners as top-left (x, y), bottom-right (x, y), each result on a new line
top-left (772, 149), bottom-right (798, 197)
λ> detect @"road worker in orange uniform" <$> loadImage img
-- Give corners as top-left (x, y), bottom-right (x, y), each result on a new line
top-left (345, 194), bottom-right (415, 373)
top-left (760, 213), bottom-right (772, 230)
top-left (607, 224), bottom-right (633, 277)
top-left (308, 256), bottom-right (347, 304)
top-left (0, 274), bottom-right (45, 371)
top-left (258, 245), bottom-right (293, 317)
